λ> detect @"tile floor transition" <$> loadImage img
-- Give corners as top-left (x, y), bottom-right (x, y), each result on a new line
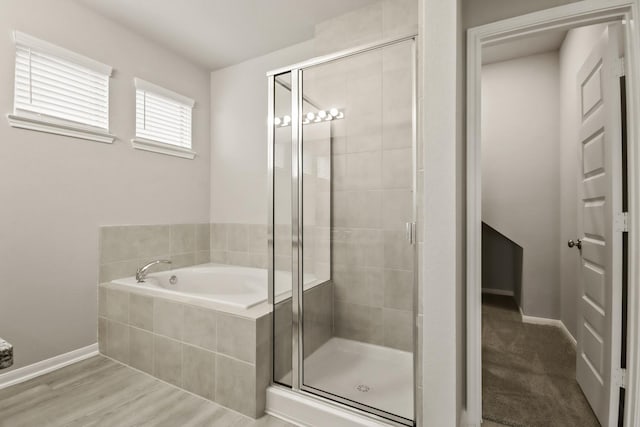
top-left (303, 337), bottom-right (413, 420)
top-left (0, 356), bottom-right (293, 427)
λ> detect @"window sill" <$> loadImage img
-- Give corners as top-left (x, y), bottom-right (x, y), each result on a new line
top-left (7, 114), bottom-right (115, 144)
top-left (130, 138), bottom-right (197, 160)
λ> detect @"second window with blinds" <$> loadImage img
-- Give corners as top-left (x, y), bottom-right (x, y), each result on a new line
top-left (132, 78), bottom-right (196, 159)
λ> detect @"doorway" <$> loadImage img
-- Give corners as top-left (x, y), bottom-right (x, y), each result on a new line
top-left (466, 3), bottom-right (640, 427)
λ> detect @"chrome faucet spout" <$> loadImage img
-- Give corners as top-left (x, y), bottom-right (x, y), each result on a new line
top-left (136, 260), bottom-right (171, 283)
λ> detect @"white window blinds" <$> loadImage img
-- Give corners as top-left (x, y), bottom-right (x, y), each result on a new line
top-left (135, 78), bottom-right (194, 149)
top-left (13, 31), bottom-right (112, 130)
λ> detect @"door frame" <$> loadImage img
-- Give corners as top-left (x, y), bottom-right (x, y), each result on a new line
top-left (466, 1), bottom-right (640, 425)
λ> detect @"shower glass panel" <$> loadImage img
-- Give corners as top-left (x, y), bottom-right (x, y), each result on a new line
top-left (301, 40), bottom-right (415, 424)
top-left (272, 72), bottom-right (293, 387)
top-left (269, 37), bottom-right (416, 426)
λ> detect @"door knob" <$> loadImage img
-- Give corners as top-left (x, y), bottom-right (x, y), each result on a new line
top-left (568, 239), bottom-right (582, 250)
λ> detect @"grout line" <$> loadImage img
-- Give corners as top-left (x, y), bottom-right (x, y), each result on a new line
top-left (122, 319), bottom-right (259, 367)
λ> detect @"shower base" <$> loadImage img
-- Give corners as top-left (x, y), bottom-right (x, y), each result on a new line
top-left (303, 337), bottom-right (413, 420)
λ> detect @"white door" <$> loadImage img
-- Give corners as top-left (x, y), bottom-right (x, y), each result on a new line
top-left (575, 24), bottom-right (624, 427)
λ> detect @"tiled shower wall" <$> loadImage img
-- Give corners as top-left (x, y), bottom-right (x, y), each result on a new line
top-left (210, 222), bottom-right (330, 281)
top-left (309, 0), bottom-right (419, 352)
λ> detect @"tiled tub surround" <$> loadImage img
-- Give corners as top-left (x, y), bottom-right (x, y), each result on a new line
top-left (99, 223), bottom-right (211, 283)
top-left (99, 221), bottom-right (326, 279)
top-left (98, 285), bottom-right (270, 418)
top-left (209, 223), bottom-right (330, 280)
top-left (210, 223), bottom-right (268, 269)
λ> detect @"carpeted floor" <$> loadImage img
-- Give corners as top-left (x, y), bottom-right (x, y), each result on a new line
top-left (482, 294), bottom-right (601, 427)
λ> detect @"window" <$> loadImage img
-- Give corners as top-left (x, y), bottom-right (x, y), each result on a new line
top-left (132, 78), bottom-right (196, 159)
top-left (8, 31), bottom-right (114, 143)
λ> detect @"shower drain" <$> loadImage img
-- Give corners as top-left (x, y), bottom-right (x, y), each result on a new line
top-left (356, 384), bottom-right (371, 393)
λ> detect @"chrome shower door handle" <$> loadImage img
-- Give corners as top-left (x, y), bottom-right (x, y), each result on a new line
top-left (405, 222), bottom-right (416, 245)
top-left (567, 239), bottom-right (582, 250)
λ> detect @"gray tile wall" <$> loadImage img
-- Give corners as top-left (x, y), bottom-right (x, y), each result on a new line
top-left (302, 123), bottom-right (332, 283)
top-left (210, 223), bottom-right (267, 269)
top-left (99, 224), bottom-right (210, 283)
top-left (273, 281), bottom-right (333, 385)
top-left (98, 285), bottom-right (270, 418)
top-left (314, 0), bottom-right (419, 56)
top-left (308, 4), bottom-right (419, 352)
top-left (303, 281), bottom-right (333, 355)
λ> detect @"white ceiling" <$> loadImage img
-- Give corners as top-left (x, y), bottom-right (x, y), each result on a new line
top-left (76, 0), bottom-right (377, 70)
top-left (482, 29), bottom-right (568, 65)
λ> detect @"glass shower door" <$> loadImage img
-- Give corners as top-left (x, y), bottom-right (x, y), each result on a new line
top-left (271, 72), bottom-right (293, 387)
top-left (300, 40), bottom-right (416, 425)
top-left (269, 38), bottom-right (417, 426)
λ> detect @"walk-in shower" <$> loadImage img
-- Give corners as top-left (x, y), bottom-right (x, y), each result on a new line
top-left (267, 35), bottom-right (417, 426)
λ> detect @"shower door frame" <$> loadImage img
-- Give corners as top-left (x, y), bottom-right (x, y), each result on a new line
top-left (267, 33), bottom-right (419, 427)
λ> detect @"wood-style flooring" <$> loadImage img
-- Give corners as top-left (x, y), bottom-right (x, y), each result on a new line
top-left (0, 356), bottom-right (294, 427)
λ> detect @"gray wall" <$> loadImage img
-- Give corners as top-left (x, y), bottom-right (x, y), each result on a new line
top-left (481, 223), bottom-right (523, 306)
top-left (481, 52), bottom-right (561, 319)
top-left (462, 0), bottom-right (581, 28)
top-left (420, 0), bottom-right (463, 423)
top-left (481, 22), bottom-right (608, 332)
top-left (209, 41), bottom-right (313, 225)
top-left (0, 0), bottom-right (210, 371)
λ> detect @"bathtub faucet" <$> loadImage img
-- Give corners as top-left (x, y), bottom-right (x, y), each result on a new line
top-left (136, 260), bottom-right (171, 283)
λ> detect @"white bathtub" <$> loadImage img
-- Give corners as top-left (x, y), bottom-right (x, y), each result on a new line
top-left (111, 263), bottom-right (317, 309)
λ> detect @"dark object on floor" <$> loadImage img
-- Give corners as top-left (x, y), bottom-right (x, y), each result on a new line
top-left (0, 338), bottom-right (12, 369)
top-left (482, 294), bottom-right (600, 427)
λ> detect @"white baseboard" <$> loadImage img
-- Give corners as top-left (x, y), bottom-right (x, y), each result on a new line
top-left (481, 288), bottom-right (514, 297)
top-left (459, 409), bottom-right (481, 427)
top-left (0, 343), bottom-right (98, 390)
top-left (520, 314), bottom-right (577, 347)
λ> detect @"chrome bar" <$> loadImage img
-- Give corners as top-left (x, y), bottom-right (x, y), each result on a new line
top-left (405, 222), bottom-right (415, 244)
top-left (275, 78), bottom-right (321, 110)
top-left (296, 68), bottom-right (305, 390)
top-left (410, 37), bottom-right (420, 427)
top-left (299, 384), bottom-right (414, 426)
top-left (290, 69), bottom-right (303, 390)
top-left (266, 33), bottom-right (418, 77)
top-left (267, 75), bottom-right (275, 306)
